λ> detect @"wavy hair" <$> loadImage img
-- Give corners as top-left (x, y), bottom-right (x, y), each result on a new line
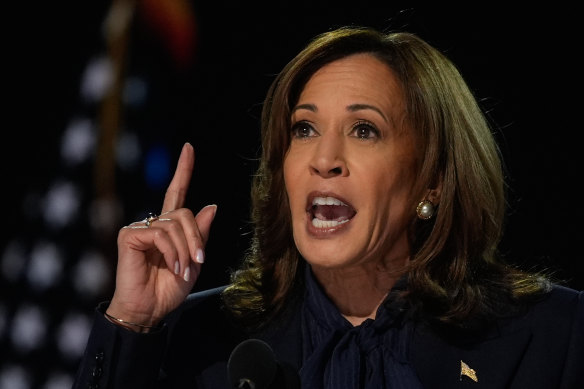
top-left (222, 26), bottom-right (549, 331)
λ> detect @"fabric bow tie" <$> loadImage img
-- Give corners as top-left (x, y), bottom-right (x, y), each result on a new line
top-left (299, 266), bottom-right (423, 389)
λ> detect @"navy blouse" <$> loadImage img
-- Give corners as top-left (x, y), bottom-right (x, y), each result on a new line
top-left (299, 265), bottom-right (424, 388)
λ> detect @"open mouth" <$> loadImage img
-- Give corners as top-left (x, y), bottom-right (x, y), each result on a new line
top-left (307, 196), bottom-right (357, 228)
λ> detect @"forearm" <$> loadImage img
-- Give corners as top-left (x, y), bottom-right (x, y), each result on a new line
top-left (72, 302), bottom-right (167, 389)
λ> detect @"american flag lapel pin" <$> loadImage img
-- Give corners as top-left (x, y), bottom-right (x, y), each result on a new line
top-left (460, 360), bottom-right (478, 382)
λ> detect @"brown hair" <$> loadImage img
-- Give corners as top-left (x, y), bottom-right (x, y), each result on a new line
top-left (222, 26), bottom-right (549, 330)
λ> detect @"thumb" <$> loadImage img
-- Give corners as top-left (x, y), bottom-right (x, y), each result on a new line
top-left (195, 204), bottom-right (217, 246)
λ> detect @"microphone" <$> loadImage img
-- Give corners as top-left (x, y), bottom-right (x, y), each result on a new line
top-left (227, 338), bottom-right (300, 389)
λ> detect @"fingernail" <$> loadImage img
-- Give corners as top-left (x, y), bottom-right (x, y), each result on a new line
top-left (204, 204), bottom-right (218, 220)
top-left (195, 248), bottom-right (205, 264)
top-left (174, 261), bottom-right (180, 275)
top-left (183, 266), bottom-right (190, 282)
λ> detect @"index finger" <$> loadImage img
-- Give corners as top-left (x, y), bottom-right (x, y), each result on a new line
top-left (161, 142), bottom-right (195, 214)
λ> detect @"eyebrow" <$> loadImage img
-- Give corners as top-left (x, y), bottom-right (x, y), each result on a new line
top-left (292, 103), bottom-right (389, 124)
top-left (292, 103), bottom-right (317, 114)
top-left (347, 104), bottom-right (388, 124)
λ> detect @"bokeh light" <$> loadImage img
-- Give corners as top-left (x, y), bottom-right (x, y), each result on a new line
top-left (2, 2), bottom-right (580, 388)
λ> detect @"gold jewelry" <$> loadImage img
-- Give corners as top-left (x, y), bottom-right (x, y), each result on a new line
top-left (460, 360), bottom-right (478, 382)
top-left (144, 212), bottom-right (159, 227)
top-left (104, 311), bottom-right (158, 333)
top-left (416, 199), bottom-right (435, 220)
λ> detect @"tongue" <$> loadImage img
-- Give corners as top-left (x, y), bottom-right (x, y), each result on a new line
top-left (313, 205), bottom-right (355, 221)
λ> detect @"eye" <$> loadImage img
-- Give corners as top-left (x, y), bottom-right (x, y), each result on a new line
top-left (291, 121), bottom-right (318, 138)
top-left (350, 120), bottom-right (380, 140)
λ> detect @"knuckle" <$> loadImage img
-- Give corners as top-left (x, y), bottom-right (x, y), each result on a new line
top-left (166, 219), bottom-right (181, 232)
top-left (151, 228), bottom-right (165, 240)
top-left (175, 207), bottom-right (194, 219)
top-left (118, 228), bottom-right (130, 240)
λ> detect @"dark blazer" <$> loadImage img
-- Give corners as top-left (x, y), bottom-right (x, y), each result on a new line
top-left (73, 284), bottom-right (583, 389)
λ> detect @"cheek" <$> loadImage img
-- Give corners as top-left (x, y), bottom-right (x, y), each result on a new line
top-left (283, 154), bottom-right (301, 210)
top-left (366, 157), bottom-right (418, 213)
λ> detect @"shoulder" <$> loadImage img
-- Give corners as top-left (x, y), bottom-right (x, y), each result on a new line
top-left (164, 285), bottom-right (229, 329)
top-left (160, 285), bottom-right (304, 386)
top-left (479, 283), bottom-right (583, 345)
top-left (183, 285), bottom-right (228, 309)
top-left (500, 284), bottom-right (584, 387)
top-left (166, 284), bottom-right (234, 333)
top-left (522, 283), bottom-right (583, 328)
top-left (161, 285), bottom-right (245, 386)
top-left (411, 284), bottom-right (584, 388)
top-left (541, 283), bottom-right (582, 304)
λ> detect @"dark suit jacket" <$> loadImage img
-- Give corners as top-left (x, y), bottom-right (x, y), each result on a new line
top-left (73, 284), bottom-right (583, 388)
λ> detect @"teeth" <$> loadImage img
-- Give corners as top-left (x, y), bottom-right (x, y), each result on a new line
top-left (312, 218), bottom-right (349, 228)
top-left (312, 196), bottom-right (347, 206)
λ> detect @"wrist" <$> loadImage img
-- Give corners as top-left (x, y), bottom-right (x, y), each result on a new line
top-left (103, 311), bottom-right (161, 333)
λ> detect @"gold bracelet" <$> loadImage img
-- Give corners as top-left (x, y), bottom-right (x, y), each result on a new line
top-left (104, 311), bottom-right (158, 333)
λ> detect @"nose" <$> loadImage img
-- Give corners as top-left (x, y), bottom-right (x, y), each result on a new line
top-left (309, 134), bottom-right (348, 178)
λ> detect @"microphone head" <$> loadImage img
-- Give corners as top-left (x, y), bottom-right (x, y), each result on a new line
top-left (227, 338), bottom-right (277, 389)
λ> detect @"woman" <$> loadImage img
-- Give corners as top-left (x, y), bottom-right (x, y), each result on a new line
top-left (73, 26), bottom-right (583, 388)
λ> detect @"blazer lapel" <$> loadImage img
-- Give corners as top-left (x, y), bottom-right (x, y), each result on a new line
top-left (411, 320), bottom-right (532, 388)
top-left (255, 296), bottom-right (304, 370)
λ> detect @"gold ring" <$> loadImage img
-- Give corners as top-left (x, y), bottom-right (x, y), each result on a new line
top-left (144, 212), bottom-right (159, 227)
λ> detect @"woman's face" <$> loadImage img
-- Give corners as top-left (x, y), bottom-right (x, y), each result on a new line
top-left (283, 53), bottom-right (419, 270)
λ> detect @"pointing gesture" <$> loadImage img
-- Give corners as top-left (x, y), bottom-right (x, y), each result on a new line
top-left (106, 143), bottom-right (217, 330)
top-left (162, 142), bottom-right (195, 213)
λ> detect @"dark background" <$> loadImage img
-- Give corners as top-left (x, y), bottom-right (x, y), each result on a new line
top-left (2, 1), bottom-right (582, 387)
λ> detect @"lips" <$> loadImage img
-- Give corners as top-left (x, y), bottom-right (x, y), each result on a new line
top-left (307, 195), bottom-right (357, 228)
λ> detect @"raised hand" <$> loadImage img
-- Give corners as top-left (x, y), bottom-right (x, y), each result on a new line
top-left (106, 143), bottom-right (217, 330)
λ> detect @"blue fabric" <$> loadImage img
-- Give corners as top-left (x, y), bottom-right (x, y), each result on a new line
top-left (300, 265), bottom-right (423, 389)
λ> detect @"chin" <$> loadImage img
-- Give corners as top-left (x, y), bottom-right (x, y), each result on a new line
top-left (300, 245), bottom-right (359, 270)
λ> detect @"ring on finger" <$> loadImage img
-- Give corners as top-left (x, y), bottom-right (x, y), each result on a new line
top-left (144, 212), bottom-right (159, 227)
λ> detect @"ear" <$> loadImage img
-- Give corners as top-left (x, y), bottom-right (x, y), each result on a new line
top-left (425, 175), bottom-right (443, 205)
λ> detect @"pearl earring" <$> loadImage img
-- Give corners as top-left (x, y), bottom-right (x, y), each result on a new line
top-left (416, 199), bottom-right (435, 220)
